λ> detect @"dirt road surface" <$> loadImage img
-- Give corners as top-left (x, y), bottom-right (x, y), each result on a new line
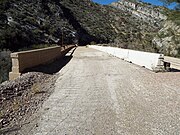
top-left (23, 47), bottom-right (180, 135)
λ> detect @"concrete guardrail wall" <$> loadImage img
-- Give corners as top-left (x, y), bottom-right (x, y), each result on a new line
top-left (9, 45), bottom-right (75, 80)
top-left (164, 56), bottom-right (180, 70)
top-left (89, 45), bottom-right (164, 71)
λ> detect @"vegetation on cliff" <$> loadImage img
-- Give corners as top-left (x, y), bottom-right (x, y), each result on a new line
top-left (0, 0), bottom-right (162, 52)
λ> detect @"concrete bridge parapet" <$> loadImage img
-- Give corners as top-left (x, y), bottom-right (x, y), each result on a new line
top-left (9, 45), bottom-right (75, 80)
top-left (88, 45), bottom-right (165, 72)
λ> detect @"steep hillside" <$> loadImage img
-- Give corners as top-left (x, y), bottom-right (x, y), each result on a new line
top-left (0, 0), bottom-right (179, 56)
top-left (0, 0), bottom-right (158, 52)
top-left (111, 0), bottom-right (180, 57)
top-left (153, 20), bottom-right (180, 57)
top-left (0, 0), bottom-right (76, 51)
top-left (152, 9), bottom-right (180, 57)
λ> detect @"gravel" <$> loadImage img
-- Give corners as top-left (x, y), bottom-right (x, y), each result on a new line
top-left (1, 72), bottom-right (48, 101)
top-left (0, 72), bottom-right (57, 135)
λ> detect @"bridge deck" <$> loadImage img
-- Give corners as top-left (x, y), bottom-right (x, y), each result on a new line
top-left (26, 47), bottom-right (180, 135)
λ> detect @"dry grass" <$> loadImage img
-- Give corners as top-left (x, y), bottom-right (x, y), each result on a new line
top-left (31, 83), bottom-right (46, 95)
top-left (12, 99), bottom-right (21, 112)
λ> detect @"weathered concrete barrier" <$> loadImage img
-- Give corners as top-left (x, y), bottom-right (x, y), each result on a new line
top-left (164, 56), bottom-right (180, 70)
top-left (9, 45), bottom-right (75, 80)
top-left (89, 45), bottom-right (165, 71)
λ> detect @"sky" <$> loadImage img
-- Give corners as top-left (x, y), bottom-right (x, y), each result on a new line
top-left (92, 0), bottom-right (176, 9)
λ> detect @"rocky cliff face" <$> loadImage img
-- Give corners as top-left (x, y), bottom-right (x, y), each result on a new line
top-left (153, 21), bottom-right (180, 57)
top-left (111, 0), bottom-right (180, 57)
top-left (111, 0), bottom-right (167, 27)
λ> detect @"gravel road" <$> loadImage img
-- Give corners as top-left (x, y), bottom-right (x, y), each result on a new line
top-left (26, 47), bottom-right (180, 135)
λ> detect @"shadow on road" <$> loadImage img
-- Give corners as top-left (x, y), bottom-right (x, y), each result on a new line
top-left (24, 47), bottom-right (77, 74)
top-left (170, 68), bottom-right (180, 72)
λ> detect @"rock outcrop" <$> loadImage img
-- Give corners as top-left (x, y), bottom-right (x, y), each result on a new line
top-left (111, 0), bottom-right (167, 26)
top-left (110, 0), bottom-right (180, 57)
top-left (153, 21), bottom-right (180, 57)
